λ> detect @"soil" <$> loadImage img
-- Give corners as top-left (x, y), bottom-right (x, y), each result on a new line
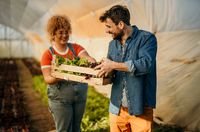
top-left (16, 60), bottom-right (55, 132)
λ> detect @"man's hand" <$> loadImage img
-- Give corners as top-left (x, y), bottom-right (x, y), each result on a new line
top-left (94, 58), bottom-right (114, 77)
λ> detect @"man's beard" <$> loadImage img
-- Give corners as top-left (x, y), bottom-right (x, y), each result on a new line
top-left (113, 30), bottom-right (124, 41)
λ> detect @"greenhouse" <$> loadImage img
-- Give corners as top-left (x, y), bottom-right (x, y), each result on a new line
top-left (0, 0), bottom-right (200, 132)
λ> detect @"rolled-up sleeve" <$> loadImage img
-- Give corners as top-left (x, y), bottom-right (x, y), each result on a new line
top-left (133, 34), bottom-right (157, 76)
top-left (125, 60), bottom-right (135, 72)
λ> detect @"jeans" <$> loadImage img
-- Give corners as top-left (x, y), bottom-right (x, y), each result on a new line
top-left (47, 81), bottom-right (88, 132)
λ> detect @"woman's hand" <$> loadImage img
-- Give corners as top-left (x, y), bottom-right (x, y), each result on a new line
top-left (78, 51), bottom-right (96, 63)
top-left (42, 67), bottom-right (62, 84)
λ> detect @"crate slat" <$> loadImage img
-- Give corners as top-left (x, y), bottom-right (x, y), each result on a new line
top-left (52, 64), bottom-right (99, 76)
top-left (52, 70), bottom-right (105, 85)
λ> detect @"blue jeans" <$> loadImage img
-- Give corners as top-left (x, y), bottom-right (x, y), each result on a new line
top-left (47, 81), bottom-right (88, 132)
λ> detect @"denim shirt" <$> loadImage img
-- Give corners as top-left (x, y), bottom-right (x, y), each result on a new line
top-left (108, 26), bottom-right (157, 115)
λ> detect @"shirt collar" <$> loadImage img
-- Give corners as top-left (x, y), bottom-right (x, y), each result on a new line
top-left (128, 25), bottom-right (139, 39)
top-left (52, 44), bottom-right (69, 55)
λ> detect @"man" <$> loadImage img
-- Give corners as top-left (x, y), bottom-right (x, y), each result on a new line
top-left (95, 5), bottom-right (157, 132)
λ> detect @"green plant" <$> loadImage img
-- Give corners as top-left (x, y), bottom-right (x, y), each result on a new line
top-left (32, 75), bottom-right (48, 105)
top-left (55, 55), bottom-right (66, 66)
top-left (81, 86), bottom-right (110, 132)
top-left (55, 55), bottom-right (90, 67)
top-left (55, 55), bottom-right (100, 68)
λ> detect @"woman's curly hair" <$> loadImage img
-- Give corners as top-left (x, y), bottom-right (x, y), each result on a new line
top-left (46, 15), bottom-right (71, 42)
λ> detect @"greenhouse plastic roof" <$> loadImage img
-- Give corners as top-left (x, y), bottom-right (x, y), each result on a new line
top-left (0, 0), bottom-right (200, 37)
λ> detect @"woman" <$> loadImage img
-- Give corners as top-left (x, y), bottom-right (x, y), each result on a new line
top-left (41, 15), bottom-right (96, 132)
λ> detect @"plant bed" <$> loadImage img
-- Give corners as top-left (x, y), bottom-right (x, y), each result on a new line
top-left (51, 55), bottom-right (112, 85)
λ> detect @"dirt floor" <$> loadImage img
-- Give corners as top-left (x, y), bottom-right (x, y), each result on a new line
top-left (16, 60), bottom-right (55, 132)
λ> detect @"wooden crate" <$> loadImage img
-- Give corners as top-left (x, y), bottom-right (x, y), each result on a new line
top-left (51, 56), bottom-right (112, 85)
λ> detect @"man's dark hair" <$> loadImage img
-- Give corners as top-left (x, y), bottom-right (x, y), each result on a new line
top-left (99, 5), bottom-right (130, 25)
